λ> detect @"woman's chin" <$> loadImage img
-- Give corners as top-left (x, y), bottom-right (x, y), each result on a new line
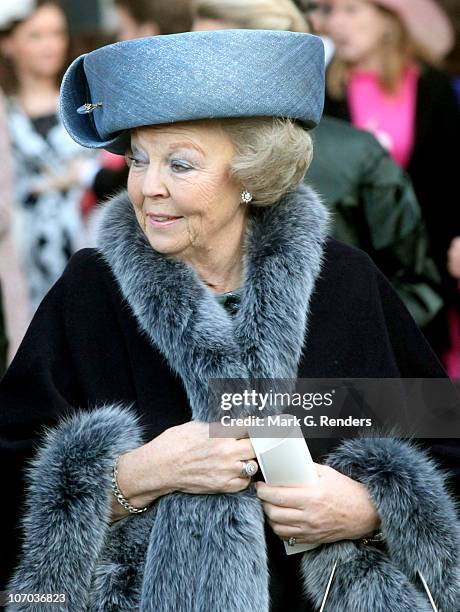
top-left (145, 232), bottom-right (187, 256)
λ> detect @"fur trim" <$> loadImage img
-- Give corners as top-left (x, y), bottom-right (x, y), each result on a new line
top-left (301, 437), bottom-right (460, 611)
top-left (8, 409), bottom-right (460, 611)
top-left (140, 490), bottom-right (268, 612)
top-left (7, 404), bottom-right (144, 610)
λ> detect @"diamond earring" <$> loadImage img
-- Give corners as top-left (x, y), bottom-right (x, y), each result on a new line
top-left (241, 190), bottom-right (253, 204)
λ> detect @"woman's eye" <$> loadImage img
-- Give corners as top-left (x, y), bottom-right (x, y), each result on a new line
top-left (344, 3), bottom-right (359, 14)
top-left (127, 156), bottom-right (147, 168)
top-left (170, 160), bottom-right (193, 173)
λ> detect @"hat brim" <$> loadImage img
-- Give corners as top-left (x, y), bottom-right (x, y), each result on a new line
top-left (59, 55), bottom-right (130, 155)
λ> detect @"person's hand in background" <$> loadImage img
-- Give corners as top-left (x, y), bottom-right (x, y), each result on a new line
top-left (447, 237), bottom-right (460, 279)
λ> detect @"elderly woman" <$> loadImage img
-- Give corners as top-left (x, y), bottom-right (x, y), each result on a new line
top-left (1, 31), bottom-right (459, 612)
top-left (0, 0), bottom-right (98, 313)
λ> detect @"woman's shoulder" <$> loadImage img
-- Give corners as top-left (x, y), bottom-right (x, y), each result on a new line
top-left (57, 248), bottom-right (121, 310)
top-left (67, 242), bottom-right (383, 313)
top-left (314, 237), bottom-right (399, 310)
top-left (61, 247), bottom-right (112, 282)
top-left (416, 63), bottom-right (459, 106)
top-left (417, 63), bottom-right (454, 86)
top-left (311, 116), bottom-right (388, 176)
top-left (321, 237), bottom-right (377, 278)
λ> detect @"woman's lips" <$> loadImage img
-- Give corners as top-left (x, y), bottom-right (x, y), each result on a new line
top-left (147, 214), bottom-right (183, 228)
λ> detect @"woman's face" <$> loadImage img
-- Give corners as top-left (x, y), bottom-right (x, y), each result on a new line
top-left (115, 7), bottom-right (159, 41)
top-left (4, 4), bottom-right (68, 79)
top-left (326, 0), bottom-right (388, 65)
top-left (127, 121), bottom-right (246, 263)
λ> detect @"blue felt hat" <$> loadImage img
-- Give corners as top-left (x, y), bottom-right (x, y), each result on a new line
top-left (60, 30), bottom-right (325, 155)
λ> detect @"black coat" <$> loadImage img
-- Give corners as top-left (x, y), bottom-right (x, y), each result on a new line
top-left (0, 242), bottom-right (458, 607)
top-left (0, 187), bottom-right (459, 610)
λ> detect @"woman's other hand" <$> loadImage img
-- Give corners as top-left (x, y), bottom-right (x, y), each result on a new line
top-left (110, 421), bottom-right (258, 523)
top-left (255, 463), bottom-right (380, 545)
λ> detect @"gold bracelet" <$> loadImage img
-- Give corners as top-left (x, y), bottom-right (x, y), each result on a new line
top-left (111, 455), bottom-right (150, 514)
top-left (359, 531), bottom-right (385, 546)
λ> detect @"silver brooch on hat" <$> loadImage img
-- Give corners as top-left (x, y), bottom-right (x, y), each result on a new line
top-left (77, 102), bottom-right (103, 114)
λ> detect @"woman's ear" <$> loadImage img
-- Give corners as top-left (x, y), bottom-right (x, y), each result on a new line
top-left (380, 13), bottom-right (400, 47)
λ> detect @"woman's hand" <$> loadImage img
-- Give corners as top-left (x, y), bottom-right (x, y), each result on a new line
top-left (255, 463), bottom-right (380, 545)
top-left (447, 237), bottom-right (460, 279)
top-left (156, 421), bottom-right (258, 495)
top-left (109, 421), bottom-right (258, 523)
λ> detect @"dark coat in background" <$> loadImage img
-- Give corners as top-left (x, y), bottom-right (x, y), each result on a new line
top-left (325, 64), bottom-right (460, 356)
top-left (307, 116), bottom-right (442, 329)
top-left (0, 186), bottom-right (459, 610)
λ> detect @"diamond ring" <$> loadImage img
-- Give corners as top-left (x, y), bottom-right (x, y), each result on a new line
top-left (287, 537), bottom-right (297, 547)
top-left (241, 461), bottom-right (258, 478)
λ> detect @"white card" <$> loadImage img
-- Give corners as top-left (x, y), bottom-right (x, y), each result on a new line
top-left (248, 417), bottom-right (319, 555)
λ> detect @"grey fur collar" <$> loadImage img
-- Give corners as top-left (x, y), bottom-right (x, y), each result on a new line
top-left (93, 184), bottom-right (330, 611)
top-left (96, 183), bottom-right (329, 420)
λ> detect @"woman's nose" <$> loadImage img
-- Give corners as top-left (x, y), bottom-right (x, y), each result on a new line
top-left (142, 164), bottom-right (169, 199)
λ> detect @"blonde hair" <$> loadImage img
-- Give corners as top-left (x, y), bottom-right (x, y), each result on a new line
top-left (192, 0), bottom-right (313, 206)
top-left (328, 5), bottom-right (429, 98)
top-left (220, 116), bottom-right (314, 208)
top-left (193, 0), bottom-right (308, 33)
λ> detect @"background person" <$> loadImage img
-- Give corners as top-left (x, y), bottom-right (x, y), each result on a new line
top-left (0, 0), bottom-right (98, 312)
top-left (322, 0), bottom-right (460, 359)
top-left (0, 88), bottom-right (30, 372)
top-left (114, 0), bottom-right (193, 39)
top-left (296, 0), bottom-right (336, 63)
top-left (0, 285), bottom-right (6, 376)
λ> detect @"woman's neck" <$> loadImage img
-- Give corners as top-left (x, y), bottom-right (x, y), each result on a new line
top-left (179, 215), bottom-right (248, 295)
top-left (351, 53), bottom-right (383, 74)
top-left (16, 72), bottom-right (59, 117)
top-left (195, 252), bottom-right (244, 295)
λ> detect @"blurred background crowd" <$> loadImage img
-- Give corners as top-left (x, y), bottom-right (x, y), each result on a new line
top-left (0, 0), bottom-right (459, 378)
